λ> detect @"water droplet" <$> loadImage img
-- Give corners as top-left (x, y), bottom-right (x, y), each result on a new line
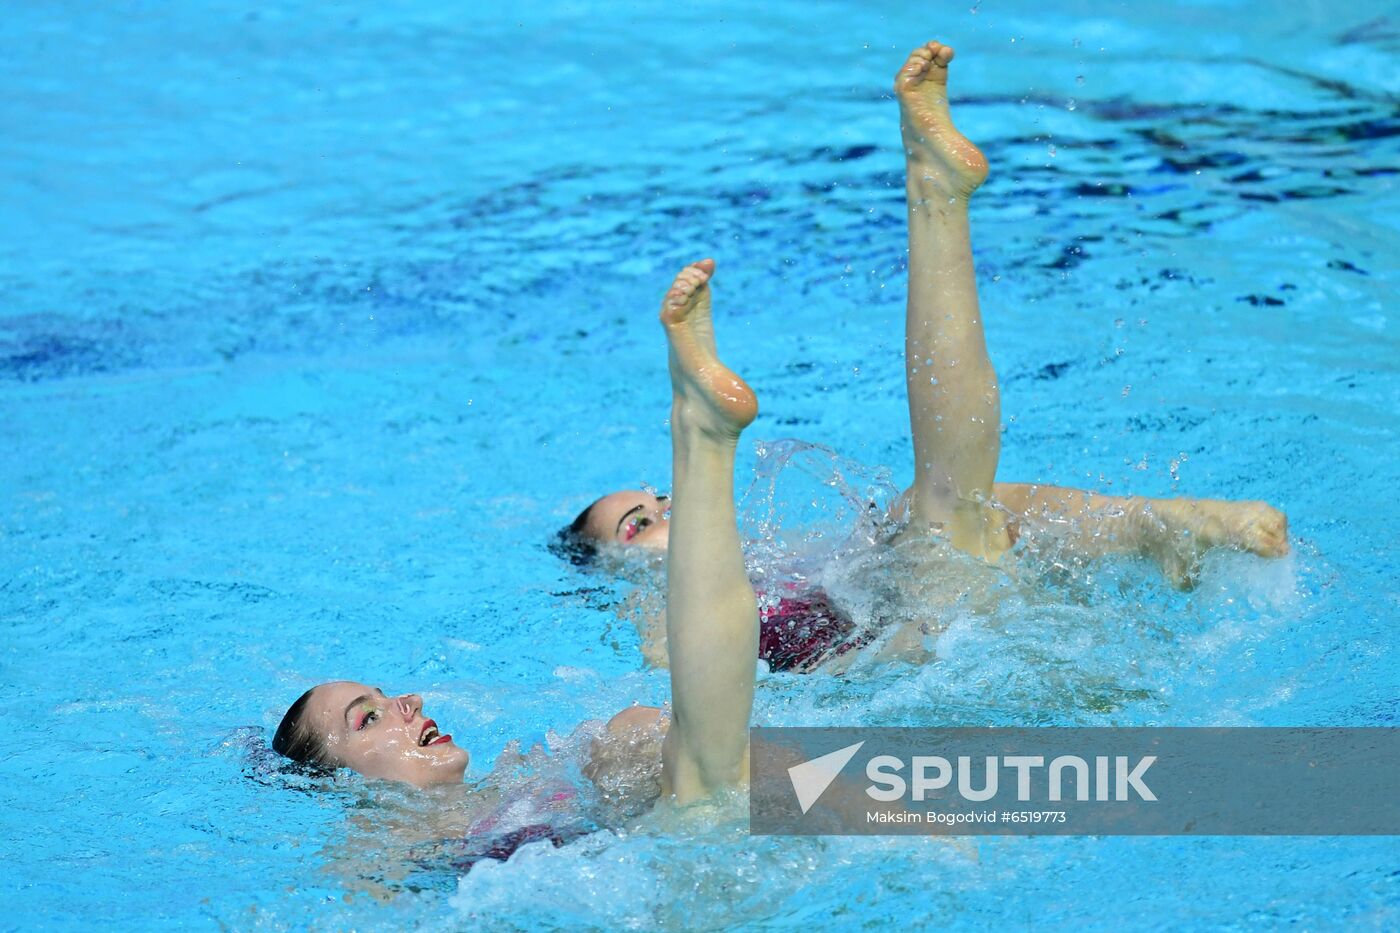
top-left (1072, 38), bottom-right (1082, 48)
top-left (1066, 98), bottom-right (1076, 111)
top-left (991, 274), bottom-right (1002, 283)
top-left (1048, 144), bottom-right (1057, 158)
top-left (1121, 385), bottom-right (1132, 398)
top-left (1075, 74), bottom-right (1085, 86)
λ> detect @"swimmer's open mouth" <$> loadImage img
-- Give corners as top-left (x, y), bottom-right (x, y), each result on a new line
top-left (418, 719), bottom-right (452, 747)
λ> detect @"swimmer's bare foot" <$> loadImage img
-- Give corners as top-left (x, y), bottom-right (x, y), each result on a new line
top-left (660, 259), bottom-right (757, 441)
top-left (895, 40), bottom-right (988, 200)
top-left (1153, 499), bottom-right (1290, 589)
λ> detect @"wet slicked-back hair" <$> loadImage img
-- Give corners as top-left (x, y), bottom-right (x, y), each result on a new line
top-left (549, 502), bottom-right (601, 569)
top-left (272, 687), bottom-right (333, 773)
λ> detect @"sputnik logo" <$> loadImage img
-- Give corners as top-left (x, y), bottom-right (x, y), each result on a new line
top-left (787, 741), bottom-right (865, 814)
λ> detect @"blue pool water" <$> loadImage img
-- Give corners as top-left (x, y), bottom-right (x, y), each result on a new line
top-left (3, 0), bottom-right (1398, 928)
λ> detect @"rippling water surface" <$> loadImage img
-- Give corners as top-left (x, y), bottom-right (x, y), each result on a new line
top-left (2, 0), bottom-right (1397, 928)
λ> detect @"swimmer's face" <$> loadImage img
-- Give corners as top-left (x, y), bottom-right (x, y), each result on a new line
top-left (301, 681), bottom-right (469, 786)
top-left (582, 490), bottom-right (670, 551)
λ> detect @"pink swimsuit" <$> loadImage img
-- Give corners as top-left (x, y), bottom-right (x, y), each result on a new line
top-left (454, 785), bottom-right (589, 872)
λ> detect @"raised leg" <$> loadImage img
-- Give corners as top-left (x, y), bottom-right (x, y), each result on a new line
top-left (656, 259), bottom-right (761, 803)
top-left (895, 41), bottom-right (1008, 560)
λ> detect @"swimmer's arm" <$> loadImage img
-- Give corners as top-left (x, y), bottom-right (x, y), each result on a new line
top-left (621, 594), bottom-right (670, 669)
top-left (662, 431), bottom-right (759, 804)
top-left (639, 625), bottom-right (671, 670)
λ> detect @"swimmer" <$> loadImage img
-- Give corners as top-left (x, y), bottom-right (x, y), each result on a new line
top-left (271, 259), bottom-right (760, 854)
top-left (558, 41), bottom-right (1288, 619)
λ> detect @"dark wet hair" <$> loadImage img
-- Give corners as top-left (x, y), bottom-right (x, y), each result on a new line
top-left (549, 502), bottom-right (600, 569)
top-left (272, 687), bottom-right (334, 774)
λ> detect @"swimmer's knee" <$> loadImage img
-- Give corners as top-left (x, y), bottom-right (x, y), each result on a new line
top-left (607, 705), bottom-right (666, 736)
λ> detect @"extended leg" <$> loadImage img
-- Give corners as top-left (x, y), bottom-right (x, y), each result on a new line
top-left (995, 482), bottom-right (1289, 588)
top-left (895, 41), bottom-right (1008, 560)
top-left (656, 259), bottom-right (761, 804)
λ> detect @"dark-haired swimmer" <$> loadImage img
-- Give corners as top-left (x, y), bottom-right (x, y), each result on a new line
top-left (273, 259), bottom-right (760, 850)
top-left (560, 42), bottom-right (1289, 672)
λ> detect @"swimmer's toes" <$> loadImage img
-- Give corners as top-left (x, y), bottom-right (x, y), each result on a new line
top-left (894, 41), bottom-right (953, 92)
top-left (894, 40), bottom-right (987, 195)
top-left (659, 259), bottom-right (756, 434)
top-left (895, 48), bottom-right (933, 91)
top-left (1247, 504), bottom-right (1290, 557)
top-left (660, 259), bottom-right (715, 328)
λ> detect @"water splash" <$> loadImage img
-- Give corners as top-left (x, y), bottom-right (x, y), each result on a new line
top-left (731, 439), bottom-right (1308, 725)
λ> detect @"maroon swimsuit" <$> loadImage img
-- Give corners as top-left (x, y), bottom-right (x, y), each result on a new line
top-left (452, 822), bottom-right (583, 872)
top-left (757, 583), bottom-right (868, 672)
top-left (451, 784), bottom-right (589, 872)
